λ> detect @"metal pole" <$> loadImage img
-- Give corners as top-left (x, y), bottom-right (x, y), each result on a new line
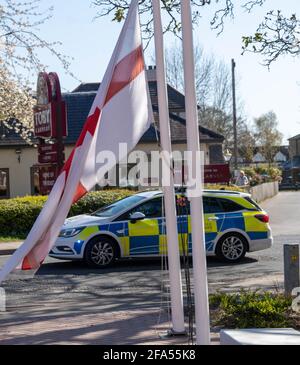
top-left (231, 59), bottom-right (238, 171)
top-left (284, 244), bottom-right (300, 296)
top-left (180, 0), bottom-right (210, 345)
top-left (152, 0), bottom-right (185, 334)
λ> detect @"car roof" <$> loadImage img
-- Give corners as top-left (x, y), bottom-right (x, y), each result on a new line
top-left (135, 189), bottom-right (251, 199)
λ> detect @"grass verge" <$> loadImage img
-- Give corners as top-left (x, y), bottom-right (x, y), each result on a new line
top-left (0, 236), bottom-right (24, 243)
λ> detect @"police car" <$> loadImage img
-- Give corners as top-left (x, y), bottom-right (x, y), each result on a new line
top-left (49, 190), bottom-right (273, 267)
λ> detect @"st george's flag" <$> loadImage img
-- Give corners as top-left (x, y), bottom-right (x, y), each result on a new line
top-left (0, 0), bottom-right (152, 282)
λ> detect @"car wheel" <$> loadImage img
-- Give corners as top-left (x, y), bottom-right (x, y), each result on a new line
top-left (84, 236), bottom-right (118, 268)
top-left (216, 233), bottom-right (247, 263)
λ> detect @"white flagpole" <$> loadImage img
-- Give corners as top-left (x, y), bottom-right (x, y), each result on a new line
top-left (152, 0), bottom-right (185, 335)
top-left (180, 0), bottom-right (211, 345)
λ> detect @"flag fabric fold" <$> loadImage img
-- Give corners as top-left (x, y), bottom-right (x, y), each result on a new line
top-left (0, 0), bottom-right (152, 282)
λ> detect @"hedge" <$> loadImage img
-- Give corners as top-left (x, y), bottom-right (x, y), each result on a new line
top-left (0, 190), bottom-right (133, 237)
top-left (0, 185), bottom-right (244, 238)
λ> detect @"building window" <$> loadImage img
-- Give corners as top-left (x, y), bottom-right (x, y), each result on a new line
top-left (30, 166), bottom-right (41, 195)
top-left (0, 168), bottom-right (10, 199)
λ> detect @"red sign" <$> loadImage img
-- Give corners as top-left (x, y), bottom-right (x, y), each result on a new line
top-left (38, 143), bottom-right (59, 154)
top-left (38, 165), bottom-right (58, 195)
top-left (33, 104), bottom-right (52, 138)
top-left (33, 73), bottom-right (67, 139)
top-left (38, 152), bottom-right (65, 164)
top-left (51, 101), bottom-right (67, 138)
top-left (204, 164), bottom-right (230, 184)
top-left (34, 72), bottom-right (68, 195)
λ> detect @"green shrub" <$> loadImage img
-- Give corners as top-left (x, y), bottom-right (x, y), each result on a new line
top-left (210, 290), bottom-right (296, 329)
top-left (243, 167), bottom-right (256, 178)
top-left (268, 167), bottom-right (282, 180)
top-left (0, 189), bottom-right (133, 237)
top-left (204, 184), bottom-right (246, 193)
top-left (0, 196), bottom-right (47, 238)
top-left (69, 189), bottom-right (134, 216)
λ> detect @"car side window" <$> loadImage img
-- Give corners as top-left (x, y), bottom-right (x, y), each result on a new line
top-left (116, 197), bottom-right (163, 221)
top-left (219, 198), bottom-right (244, 212)
top-left (203, 197), bottom-right (224, 214)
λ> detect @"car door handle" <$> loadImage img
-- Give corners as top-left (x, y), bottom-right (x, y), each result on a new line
top-left (208, 217), bottom-right (220, 221)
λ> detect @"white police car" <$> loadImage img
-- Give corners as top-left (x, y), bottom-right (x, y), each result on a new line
top-left (49, 190), bottom-right (272, 267)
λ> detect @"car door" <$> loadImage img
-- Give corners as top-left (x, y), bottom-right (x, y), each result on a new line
top-left (203, 197), bottom-right (225, 252)
top-left (118, 197), bottom-right (163, 256)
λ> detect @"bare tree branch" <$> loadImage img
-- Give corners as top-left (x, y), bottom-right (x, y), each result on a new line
top-left (242, 10), bottom-right (300, 67)
top-left (0, 0), bottom-right (78, 141)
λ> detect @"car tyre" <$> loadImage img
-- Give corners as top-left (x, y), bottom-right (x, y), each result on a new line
top-left (84, 236), bottom-right (119, 268)
top-left (216, 233), bottom-right (247, 263)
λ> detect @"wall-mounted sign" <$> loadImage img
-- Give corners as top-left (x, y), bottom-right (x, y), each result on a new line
top-left (204, 164), bottom-right (231, 184)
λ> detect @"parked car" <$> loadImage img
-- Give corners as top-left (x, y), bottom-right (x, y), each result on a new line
top-left (49, 189), bottom-right (273, 267)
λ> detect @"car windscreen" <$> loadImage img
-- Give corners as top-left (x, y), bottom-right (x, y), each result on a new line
top-left (91, 195), bottom-right (145, 217)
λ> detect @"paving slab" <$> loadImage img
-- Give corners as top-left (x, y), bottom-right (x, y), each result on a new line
top-left (0, 304), bottom-right (219, 345)
top-left (220, 328), bottom-right (300, 345)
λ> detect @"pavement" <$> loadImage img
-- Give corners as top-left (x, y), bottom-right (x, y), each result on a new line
top-left (0, 242), bottom-right (22, 256)
top-left (0, 303), bottom-right (220, 345)
top-left (0, 191), bottom-right (299, 345)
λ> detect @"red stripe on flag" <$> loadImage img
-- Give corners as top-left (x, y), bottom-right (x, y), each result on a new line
top-left (21, 255), bottom-right (33, 270)
top-left (72, 182), bottom-right (88, 204)
top-left (62, 107), bottom-right (101, 179)
top-left (105, 46), bottom-right (144, 105)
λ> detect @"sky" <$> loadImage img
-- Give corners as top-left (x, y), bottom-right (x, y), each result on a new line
top-left (34, 0), bottom-right (300, 144)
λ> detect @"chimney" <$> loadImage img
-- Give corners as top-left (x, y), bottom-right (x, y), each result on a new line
top-left (146, 65), bottom-right (157, 81)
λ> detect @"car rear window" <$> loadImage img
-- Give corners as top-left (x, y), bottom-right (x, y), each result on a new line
top-left (244, 196), bottom-right (262, 211)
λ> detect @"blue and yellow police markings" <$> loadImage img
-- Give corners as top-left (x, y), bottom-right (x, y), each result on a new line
top-left (74, 208), bottom-right (268, 259)
top-left (128, 219), bottom-right (160, 255)
top-left (243, 212), bottom-right (269, 240)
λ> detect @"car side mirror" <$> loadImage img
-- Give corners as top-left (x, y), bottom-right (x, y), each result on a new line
top-left (130, 212), bottom-right (146, 223)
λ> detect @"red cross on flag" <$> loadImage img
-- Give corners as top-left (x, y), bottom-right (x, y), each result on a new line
top-left (0, 0), bottom-right (152, 281)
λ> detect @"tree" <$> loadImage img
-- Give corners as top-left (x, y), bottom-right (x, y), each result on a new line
top-left (165, 42), bottom-right (215, 108)
top-left (0, 0), bottom-right (73, 141)
top-left (254, 111), bottom-right (283, 165)
top-left (92, 0), bottom-right (299, 66)
top-left (165, 41), bottom-right (232, 111)
top-left (242, 10), bottom-right (300, 67)
top-left (164, 41), bottom-right (254, 154)
top-left (237, 123), bottom-right (256, 163)
top-left (0, 64), bottom-right (35, 141)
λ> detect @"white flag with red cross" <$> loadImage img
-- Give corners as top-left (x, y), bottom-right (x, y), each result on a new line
top-left (0, 0), bottom-right (152, 282)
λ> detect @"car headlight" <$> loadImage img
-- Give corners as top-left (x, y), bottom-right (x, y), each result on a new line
top-left (59, 227), bottom-right (86, 238)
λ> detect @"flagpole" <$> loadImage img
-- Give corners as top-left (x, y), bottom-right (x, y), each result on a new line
top-left (180, 0), bottom-right (211, 345)
top-left (152, 0), bottom-right (185, 335)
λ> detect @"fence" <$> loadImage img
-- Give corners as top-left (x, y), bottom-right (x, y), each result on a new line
top-left (247, 181), bottom-right (279, 203)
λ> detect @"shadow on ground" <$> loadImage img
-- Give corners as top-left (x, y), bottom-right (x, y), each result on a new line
top-left (35, 255), bottom-right (258, 276)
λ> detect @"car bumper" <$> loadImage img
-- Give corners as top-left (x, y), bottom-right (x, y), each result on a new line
top-left (248, 237), bottom-right (273, 252)
top-left (49, 237), bottom-right (85, 259)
